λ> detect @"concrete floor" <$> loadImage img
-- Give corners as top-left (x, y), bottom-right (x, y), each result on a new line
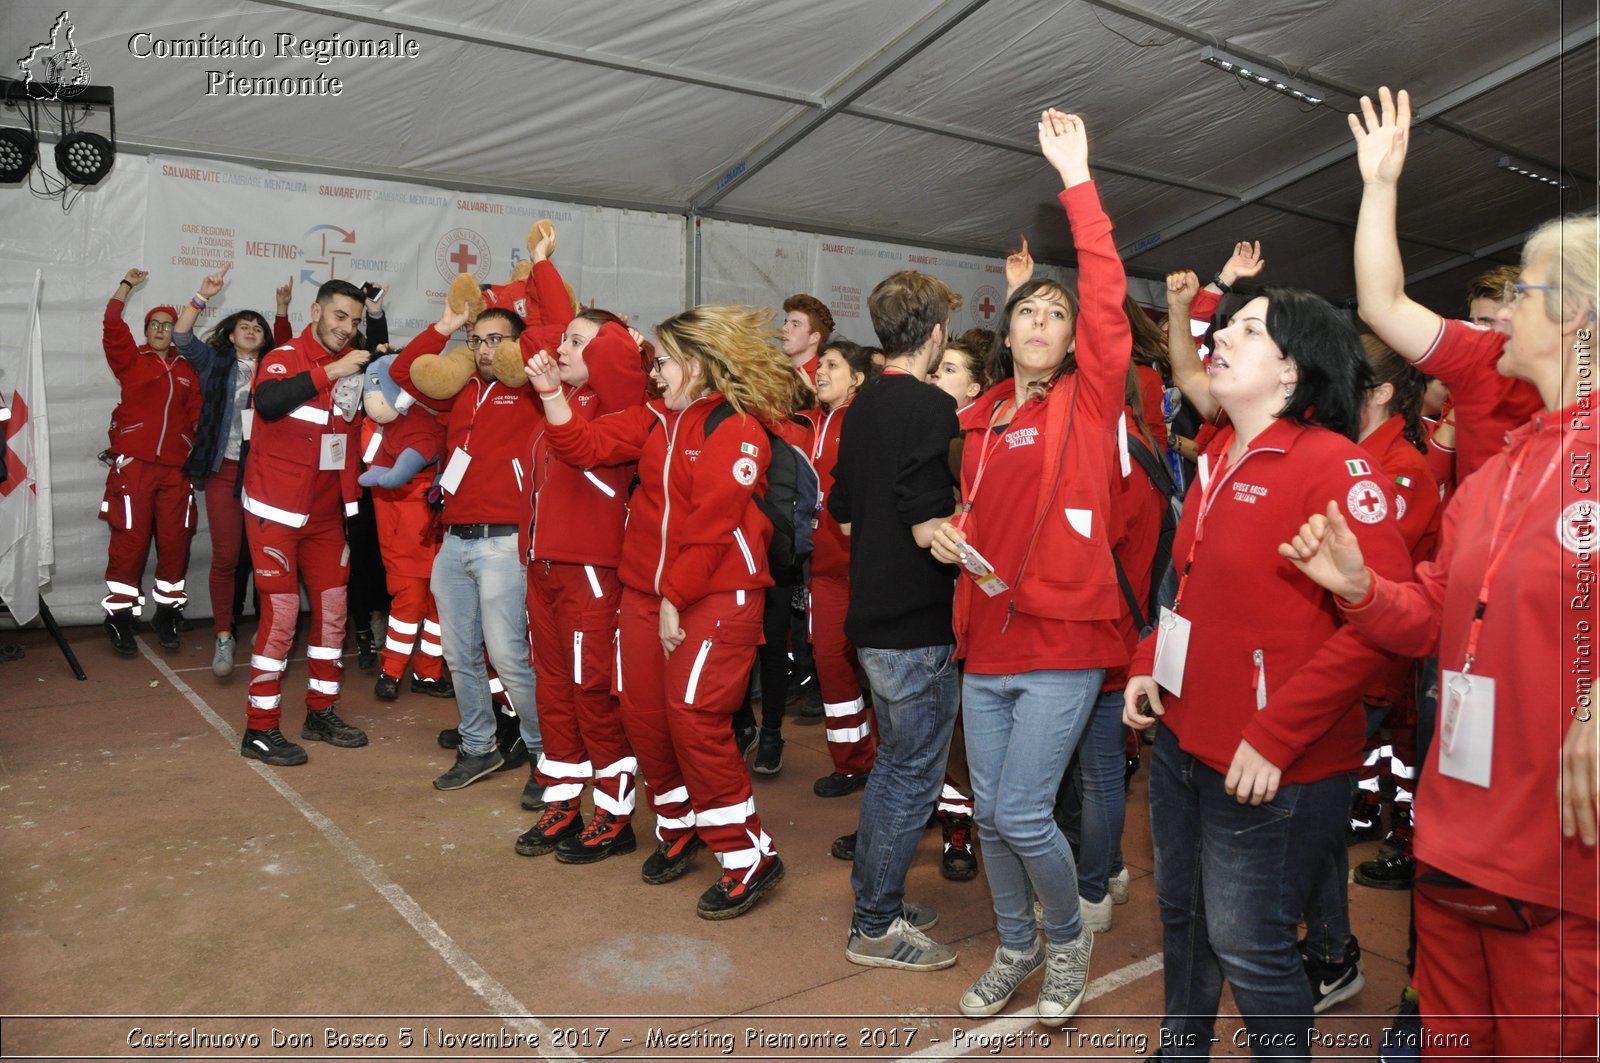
top-left (0, 621), bottom-right (1412, 1060)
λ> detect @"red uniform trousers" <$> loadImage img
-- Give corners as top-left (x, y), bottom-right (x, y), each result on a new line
top-left (245, 513), bottom-right (349, 730)
top-left (808, 573), bottom-right (876, 776)
top-left (201, 459), bottom-right (248, 634)
top-left (618, 587), bottom-right (775, 878)
top-left (372, 486), bottom-right (443, 682)
top-left (100, 458), bottom-right (195, 614)
top-left (1414, 888), bottom-right (1598, 1059)
top-left (528, 561), bottom-right (635, 815)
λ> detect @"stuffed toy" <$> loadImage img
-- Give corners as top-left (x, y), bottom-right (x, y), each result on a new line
top-left (358, 353), bottom-right (444, 489)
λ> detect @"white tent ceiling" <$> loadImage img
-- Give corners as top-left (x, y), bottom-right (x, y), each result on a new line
top-left (5, 0), bottom-right (1596, 313)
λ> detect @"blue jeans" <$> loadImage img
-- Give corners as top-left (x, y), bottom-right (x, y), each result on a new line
top-left (1303, 704), bottom-right (1385, 963)
top-left (965, 668), bottom-right (1103, 951)
top-left (851, 644), bottom-right (960, 937)
top-left (431, 533), bottom-right (540, 758)
top-left (1149, 726), bottom-right (1350, 1060)
top-left (1076, 687), bottom-right (1129, 904)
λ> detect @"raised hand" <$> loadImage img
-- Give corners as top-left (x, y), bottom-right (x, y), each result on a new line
top-left (198, 262), bottom-right (232, 300)
top-left (1005, 236), bottom-right (1034, 295)
top-left (275, 276), bottom-right (293, 313)
top-left (1278, 501), bottom-right (1372, 602)
top-left (433, 294), bottom-right (470, 338)
top-left (530, 219), bottom-right (557, 262)
top-left (524, 349), bottom-right (562, 393)
top-left (123, 268), bottom-right (149, 288)
top-left (1219, 240), bottom-right (1265, 286)
top-left (1167, 270), bottom-right (1200, 309)
top-left (1349, 86), bottom-right (1412, 187)
top-left (1038, 108), bottom-right (1090, 188)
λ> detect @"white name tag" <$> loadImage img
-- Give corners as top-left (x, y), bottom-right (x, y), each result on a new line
top-left (1438, 670), bottom-right (1494, 788)
top-left (1152, 606), bottom-right (1190, 698)
top-left (319, 433), bottom-right (346, 471)
top-left (240, 408), bottom-right (253, 441)
top-left (440, 447), bottom-right (471, 495)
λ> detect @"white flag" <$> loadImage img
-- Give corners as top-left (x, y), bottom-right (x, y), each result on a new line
top-left (0, 270), bottom-right (54, 624)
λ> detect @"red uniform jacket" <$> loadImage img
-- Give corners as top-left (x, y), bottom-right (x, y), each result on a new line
top-left (242, 326), bottom-right (361, 527)
top-left (544, 393), bottom-right (774, 609)
top-left (103, 298), bottom-right (200, 466)
top-left (1131, 419), bottom-right (1414, 781)
top-left (1414, 319), bottom-right (1543, 482)
top-left (1341, 401), bottom-right (1597, 917)
top-left (805, 400), bottom-right (853, 579)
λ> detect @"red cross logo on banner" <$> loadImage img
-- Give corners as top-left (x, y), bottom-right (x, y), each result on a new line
top-left (449, 243), bottom-right (478, 273)
top-left (1, 392), bottom-right (29, 498)
top-left (978, 296), bottom-right (996, 320)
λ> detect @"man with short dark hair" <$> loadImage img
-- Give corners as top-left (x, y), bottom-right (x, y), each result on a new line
top-left (831, 270), bottom-right (963, 971)
top-left (238, 279), bottom-right (372, 766)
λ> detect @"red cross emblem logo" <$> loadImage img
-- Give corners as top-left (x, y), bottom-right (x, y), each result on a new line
top-left (1346, 479), bottom-right (1388, 524)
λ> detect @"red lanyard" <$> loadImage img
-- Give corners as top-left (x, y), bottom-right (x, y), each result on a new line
top-left (954, 396), bottom-right (1021, 532)
top-left (459, 380), bottom-right (498, 452)
top-left (1171, 430), bottom-right (1239, 611)
top-left (1459, 435), bottom-right (1564, 672)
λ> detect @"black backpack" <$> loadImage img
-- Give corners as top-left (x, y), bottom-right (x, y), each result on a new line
top-left (1114, 431), bottom-right (1182, 637)
top-left (702, 402), bottom-right (821, 585)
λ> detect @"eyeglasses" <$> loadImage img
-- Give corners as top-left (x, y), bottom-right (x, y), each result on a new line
top-left (1509, 283), bottom-right (1553, 304)
top-left (146, 321), bottom-right (175, 332)
top-left (652, 355), bottom-right (673, 371)
top-left (465, 333), bottom-right (508, 350)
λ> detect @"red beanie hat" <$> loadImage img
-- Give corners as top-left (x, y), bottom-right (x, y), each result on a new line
top-left (144, 305), bottom-right (179, 328)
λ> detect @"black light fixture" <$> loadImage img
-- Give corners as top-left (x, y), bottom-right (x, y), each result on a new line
top-left (0, 127), bottom-right (37, 182)
top-left (1199, 46), bottom-right (1325, 107)
top-left (1497, 154), bottom-right (1570, 189)
top-left (55, 130), bottom-right (113, 184)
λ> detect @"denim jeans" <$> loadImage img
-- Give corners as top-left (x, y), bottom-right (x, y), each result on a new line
top-left (1149, 726), bottom-right (1351, 1060)
top-left (1076, 686), bottom-right (1129, 904)
top-left (965, 668), bottom-right (1103, 951)
top-left (851, 644), bottom-right (960, 937)
top-left (1303, 704), bottom-right (1385, 963)
top-left (431, 532), bottom-right (539, 758)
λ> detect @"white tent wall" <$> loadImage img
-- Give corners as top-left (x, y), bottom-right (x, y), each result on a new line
top-left (0, 152), bottom-right (685, 626)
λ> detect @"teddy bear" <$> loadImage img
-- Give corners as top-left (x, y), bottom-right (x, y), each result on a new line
top-left (357, 353), bottom-right (445, 489)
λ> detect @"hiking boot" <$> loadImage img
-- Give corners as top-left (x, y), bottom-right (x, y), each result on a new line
top-left (1304, 935), bottom-right (1364, 1013)
top-left (940, 813), bottom-right (978, 881)
top-left (696, 855), bottom-right (785, 920)
top-left (814, 771), bottom-right (868, 798)
top-left (520, 765), bottom-right (545, 809)
top-left (901, 902), bottom-right (939, 931)
top-left (752, 727), bottom-right (784, 775)
top-left (151, 605), bottom-right (182, 650)
top-left (733, 724), bottom-right (757, 760)
top-left (438, 727), bottom-right (461, 749)
top-left (1080, 893), bottom-right (1113, 933)
top-left (496, 714), bottom-right (529, 773)
top-left (433, 747), bottom-right (504, 790)
top-left (211, 635), bottom-right (235, 678)
top-left (555, 811), bottom-right (637, 864)
top-left (641, 833), bottom-right (706, 885)
top-left (1037, 928), bottom-right (1095, 1026)
top-left (374, 674), bottom-right (400, 701)
top-left (355, 626), bottom-right (377, 670)
top-left (515, 799), bottom-right (582, 857)
top-left (960, 943), bottom-right (1045, 1017)
top-left (845, 916), bottom-right (957, 971)
top-left (240, 727), bottom-right (308, 766)
top-left (1107, 866), bottom-right (1131, 905)
top-left (103, 613), bottom-right (137, 656)
top-left (411, 675), bottom-right (455, 698)
top-left (830, 831), bottom-right (856, 861)
top-left (301, 706), bottom-right (368, 748)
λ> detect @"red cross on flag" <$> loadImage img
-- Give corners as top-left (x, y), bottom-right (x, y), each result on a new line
top-left (0, 271), bottom-right (54, 625)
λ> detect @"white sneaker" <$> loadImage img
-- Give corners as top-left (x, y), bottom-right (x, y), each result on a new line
top-left (845, 917), bottom-right (957, 971)
top-left (212, 635), bottom-right (235, 678)
top-left (1108, 866), bottom-right (1130, 905)
top-left (1037, 927), bottom-right (1094, 1027)
top-left (1080, 893), bottom-right (1113, 933)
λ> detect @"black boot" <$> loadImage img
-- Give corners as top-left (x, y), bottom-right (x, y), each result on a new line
top-left (355, 624), bottom-right (377, 670)
top-left (151, 605), bottom-right (182, 650)
top-left (103, 612), bottom-right (137, 656)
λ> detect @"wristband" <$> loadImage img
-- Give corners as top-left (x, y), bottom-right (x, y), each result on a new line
top-left (1211, 273), bottom-right (1232, 293)
top-left (536, 386), bottom-right (562, 399)
top-left (190, 296), bottom-right (208, 312)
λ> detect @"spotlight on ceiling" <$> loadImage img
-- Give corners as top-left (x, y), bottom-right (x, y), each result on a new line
top-left (0, 127), bottom-right (37, 182)
top-left (1199, 46), bottom-right (1325, 107)
top-left (1496, 154), bottom-right (1570, 189)
top-left (55, 130), bottom-right (113, 184)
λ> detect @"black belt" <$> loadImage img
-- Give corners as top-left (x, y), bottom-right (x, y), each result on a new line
top-left (448, 523), bottom-right (517, 540)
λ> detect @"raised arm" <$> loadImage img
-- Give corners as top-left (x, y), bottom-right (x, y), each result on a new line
top-left (104, 268), bottom-right (148, 374)
top-left (1164, 270), bottom-right (1219, 421)
top-left (175, 264), bottom-right (230, 339)
top-left (273, 276), bottom-right (293, 344)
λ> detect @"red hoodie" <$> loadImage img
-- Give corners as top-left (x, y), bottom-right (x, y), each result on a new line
top-left (1413, 319), bottom-right (1543, 482)
top-left (103, 298), bottom-right (200, 465)
top-left (544, 393), bottom-right (774, 609)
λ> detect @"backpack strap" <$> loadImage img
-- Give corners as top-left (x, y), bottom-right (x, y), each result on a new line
top-left (1112, 552), bottom-right (1149, 635)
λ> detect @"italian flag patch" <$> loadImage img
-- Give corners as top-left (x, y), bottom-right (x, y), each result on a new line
top-left (740, 442), bottom-right (759, 456)
top-left (1346, 459), bottom-right (1371, 476)
top-left (1395, 475), bottom-right (1415, 488)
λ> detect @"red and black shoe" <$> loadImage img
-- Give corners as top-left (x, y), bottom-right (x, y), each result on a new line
top-left (641, 832), bottom-right (705, 885)
top-left (515, 799), bottom-right (583, 857)
top-left (697, 854), bottom-right (785, 920)
top-left (939, 812), bottom-right (979, 881)
top-left (555, 810), bottom-right (637, 865)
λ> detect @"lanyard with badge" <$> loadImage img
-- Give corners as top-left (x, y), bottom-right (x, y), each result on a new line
top-left (1151, 432), bottom-right (1239, 697)
top-left (949, 395), bottom-right (1021, 597)
top-left (1438, 436), bottom-right (1563, 788)
top-left (439, 380), bottom-right (499, 495)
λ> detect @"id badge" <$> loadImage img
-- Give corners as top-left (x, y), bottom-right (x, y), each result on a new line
top-left (957, 542), bottom-right (1009, 598)
top-left (440, 447), bottom-right (471, 495)
top-left (1152, 606), bottom-right (1191, 698)
top-left (319, 433), bottom-right (347, 471)
top-left (1438, 670), bottom-right (1494, 788)
top-left (240, 409), bottom-right (254, 442)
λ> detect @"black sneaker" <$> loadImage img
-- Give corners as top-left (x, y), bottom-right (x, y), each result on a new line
top-left (240, 727), bottom-right (308, 766)
top-left (830, 831), bottom-right (857, 861)
top-left (355, 627), bottom-right (377, 670)
top-left (301, 706), bottom-right (368, 747)
top-left (641, 833), bottom-right (705, 885)
top-left (697, 855), bottom-right (784, 920)
top-left (151, 605), bottom-right (182, 650)
top-left (752, 727), bottom-right (784, 776)
top-left (515, 800), bottom-right (583, 857)
top-left (374, 674), bottom-right (400, 701)
top-left (734, 724), bottom-right (757, 760)
top-left (496, 713), bottom-right (529, 772)
top-left (1302, 936), bottom-right (1364, 1014)
top-left (411, 675), bottom-right (455, 698)
top-left (555, 811), bottom-right (637, 864)
top-left (813, 771), bottom-right (868, 798)
top-left (433, 747), bottom-right (504, 790)
top-left (438, 727), bottom-right (461, 750)
top-left (1355, 849), bottom-right (1415, 890)
top-left (520, 765), bottom-right (545, 809)
top-left (103, 613), bottom-right (137, 656)
top-left (791, 684), bottom-right (825, 724)
top-left (940, 812), bottom-right (979, 881)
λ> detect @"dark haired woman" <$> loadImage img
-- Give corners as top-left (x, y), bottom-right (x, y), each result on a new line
top-left (172, 264), bottom-right (280, 677)
top-left (1123, 289), bottom-right (1413, 1057)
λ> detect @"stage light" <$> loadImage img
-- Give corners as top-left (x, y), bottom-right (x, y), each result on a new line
top-left (1496, 154), bottom-right (1569, 189)
top-left (0, 128), bottom-right (37, 182)
top-left (1199, 47), bottom-right (1325, 107)
top-left (55, 130), bottom-right (113, 184)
